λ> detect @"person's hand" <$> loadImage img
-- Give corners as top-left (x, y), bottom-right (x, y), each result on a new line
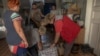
top-left (42, 15), bottom-right (45, 18)
top-left (38, 45), bottom-right (43, 51)
top-left (50, 43), bottom-right (56, 48)
top-left (38, 42), bottom-right (43, 50)
top-left (20, 41), bottom-right (28, 48)
top-left (24, 41), bottom-right (28, 48)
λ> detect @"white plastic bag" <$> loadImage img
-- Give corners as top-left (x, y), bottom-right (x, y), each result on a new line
top-left (0, 26), bottom-right (6, 32)
top-left (38, 47), bottom-right (58, 56)
top-left (0, 19), bottom-right (6, 32)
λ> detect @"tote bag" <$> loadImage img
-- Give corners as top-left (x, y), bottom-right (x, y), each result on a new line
top-left (61, 16), bottom-right (81, 43)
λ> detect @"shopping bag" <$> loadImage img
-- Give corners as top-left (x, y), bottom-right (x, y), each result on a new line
top-left (38, 47), bottom-right (58, 56)
top-left (61, 16), bottom-right (81, 43)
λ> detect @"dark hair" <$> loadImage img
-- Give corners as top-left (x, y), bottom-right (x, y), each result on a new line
top-left (51, 4), bottom-right (56, 10)
top-left (32, 2), bottom-right (37, 5)
top-left (51, 4), bottom-right (56, 7)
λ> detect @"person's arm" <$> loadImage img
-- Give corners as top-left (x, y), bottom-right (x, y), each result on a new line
top-left (51, 20), bottom-right (63, 47)
top-left (11, 13), bottom-right (28, 48)
top-left (39, 9), bottom-right (44, 17)
top-left (33, 28), bottom-right (43, 50)
top-left (53, 32), bottom-right (60, 44)
top-left (50, 32), bottom-right (60, 48)
top-left (37, 41), bottom-right (43, 50)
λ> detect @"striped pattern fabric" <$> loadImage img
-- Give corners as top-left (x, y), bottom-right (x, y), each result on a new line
top-left (0, 39), bottom-right (12, 56)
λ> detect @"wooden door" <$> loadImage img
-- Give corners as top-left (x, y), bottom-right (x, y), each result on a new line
top-left (89, 0), bottom-right (100, 56)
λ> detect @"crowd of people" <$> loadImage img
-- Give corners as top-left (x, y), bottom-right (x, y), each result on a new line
top-left (3, 0), bottom-right (81, 56)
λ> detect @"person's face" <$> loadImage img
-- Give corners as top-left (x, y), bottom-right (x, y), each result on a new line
top-left (32, 5), bottom-right (37, 9)
top-left (52, 6), bottom-right (56, 10)
top-left (14, 5), bottom-right (20, 12)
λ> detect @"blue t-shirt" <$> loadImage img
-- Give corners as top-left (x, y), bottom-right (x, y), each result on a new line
top-left (3, 10), bottom-right (22, 45)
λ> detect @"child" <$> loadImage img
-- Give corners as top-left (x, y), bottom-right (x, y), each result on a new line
top-left (38, 18), bottom-right (58, 56)
top-left (38, 19), bottom-right (51, 49)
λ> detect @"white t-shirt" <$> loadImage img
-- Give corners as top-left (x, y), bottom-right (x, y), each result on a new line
top-left (67, 14), bottom-right (74, 20)
top-left (55, 15), bottom-right (63, 21)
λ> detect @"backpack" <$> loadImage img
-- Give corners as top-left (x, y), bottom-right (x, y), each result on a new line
top-left (61, 16), bottom-right (81, 43)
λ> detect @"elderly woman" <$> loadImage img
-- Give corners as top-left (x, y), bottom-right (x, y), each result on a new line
top-left (3, 0), bottom-right (28, 56)
top-left (47, 7), bottom-right (76, 56)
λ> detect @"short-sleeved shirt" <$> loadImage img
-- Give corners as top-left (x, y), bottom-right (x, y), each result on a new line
top-left (31, 9), bottom-right (42, 22)
top-left (54, 20), bottom-right (63, 33)
top-left (3, 10), bottom-right (22, 45)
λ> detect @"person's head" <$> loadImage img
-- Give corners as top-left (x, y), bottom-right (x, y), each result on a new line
top-left (7, 0), bottom-right (20, 12)
top-left (32, 3), bottom-right (37, 9)
top-left (51, 5), bottom-right (56, 10)
top-left (39, 26), bottom-right (46, 35)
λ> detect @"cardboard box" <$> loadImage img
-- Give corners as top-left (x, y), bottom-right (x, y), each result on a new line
top-left (75, 28), bottom-right (85, 44)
